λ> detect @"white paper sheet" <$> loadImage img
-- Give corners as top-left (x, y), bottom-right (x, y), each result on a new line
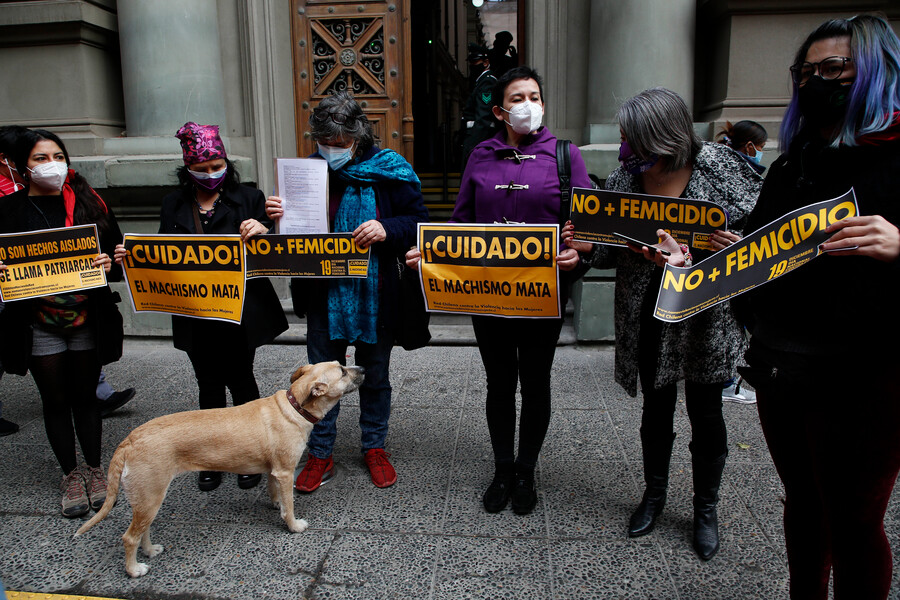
top-left (274, 158), bottom-right (329, 234)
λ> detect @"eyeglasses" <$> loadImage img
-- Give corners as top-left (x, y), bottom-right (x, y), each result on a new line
top-left (789, 56), bottom-right (852, 85)
top-left (312, 110), bottom-right (355, 125)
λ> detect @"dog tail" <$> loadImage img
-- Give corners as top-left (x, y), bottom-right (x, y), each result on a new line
top-left (74, 440), bottom-right (128, 538)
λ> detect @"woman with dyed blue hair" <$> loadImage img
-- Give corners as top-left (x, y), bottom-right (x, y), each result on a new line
top-left (737, 13), bottom-right (900, 599)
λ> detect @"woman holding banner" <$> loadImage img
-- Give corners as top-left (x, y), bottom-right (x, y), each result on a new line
top-left (116, 122), bottom-right (287, 493)
top-left (407, 66), bottom-right (590, 516)
top-left (564, 87), bottom-right (761, 559)
top-left (0, 129), bottom-right (123, 518)
top-left (734, 15), bottom-right (900, 598)
top-left (265, 92), bottom-right (427, 492)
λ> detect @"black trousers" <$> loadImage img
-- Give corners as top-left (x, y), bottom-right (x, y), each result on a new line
top-left (185, 322), bottom-right (259, 411)
top-left (637, 306), bottom-right (727, 461)
top-left (472, 315), bottom-right (563, 470)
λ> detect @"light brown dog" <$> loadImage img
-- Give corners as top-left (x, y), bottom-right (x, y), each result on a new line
top-left (75, 361), bottom-right (364, 578)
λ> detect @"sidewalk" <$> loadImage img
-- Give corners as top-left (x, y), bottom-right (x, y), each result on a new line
top-left (1, 335), bottom-right (898, 599)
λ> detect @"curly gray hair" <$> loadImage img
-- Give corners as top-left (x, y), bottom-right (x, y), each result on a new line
top-left (309, 91), bottom-right (375, 153)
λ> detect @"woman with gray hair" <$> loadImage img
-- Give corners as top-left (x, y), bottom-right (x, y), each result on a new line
top-left (564, 87), bottom-right (762, 560)
top-left (266, 91), bottom-right (427, 492)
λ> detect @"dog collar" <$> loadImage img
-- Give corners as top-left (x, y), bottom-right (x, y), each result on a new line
top-left (286, 390), bottom-right (320, 424)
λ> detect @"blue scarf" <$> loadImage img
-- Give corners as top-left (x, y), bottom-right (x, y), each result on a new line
top-left (327, 149), bottom-right (420, 344)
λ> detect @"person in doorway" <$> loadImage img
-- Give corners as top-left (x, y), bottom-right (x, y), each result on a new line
top-left (266, 91), bottom-right (427, 492)
top-left (0, 129), bottom-right (124, 517)
top-left (408, 66), bottom-right (591, 515)
top-left (116, 122), bottom-right (287, 493)
top-left (564, 88), bottom-right (762, 559)
top-left (735, 14), bottom-right (900, 599)
top-left (488, 30), bottom-right (518, 77)
top-left (461, 43), bottom-right (499, 163)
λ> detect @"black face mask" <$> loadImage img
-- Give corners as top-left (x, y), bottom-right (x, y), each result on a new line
top-left (798, 76), bottom-right (853, 128)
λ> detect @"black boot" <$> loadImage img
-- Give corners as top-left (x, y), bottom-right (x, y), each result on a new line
top-left (510, 465), bottom-right (537, 515)
top-left (628, 431), bottom-right (675, 538)
top-left (483, 462), bottom-right (515, 513)
top-left (691, 446), bottom-right (727, 561)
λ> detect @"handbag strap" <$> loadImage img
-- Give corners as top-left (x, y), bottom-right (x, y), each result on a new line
top-left (556, 138), bottom-right (572, 227)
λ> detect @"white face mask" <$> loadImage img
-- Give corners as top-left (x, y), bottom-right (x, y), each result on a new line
top-left (28, 160), bottom-right (68, 192)
top-left (501, 100), bottom-right (543, 135)
top-left (317, 142), bottom-right (356, 171)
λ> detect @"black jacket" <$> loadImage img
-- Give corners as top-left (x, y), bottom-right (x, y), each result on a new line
top-left (0, 188), bottom-right (125, 374)
top-left (737, 129), bottom-right (900, 358)
top-left (159, 184), bottom-right (288, 352)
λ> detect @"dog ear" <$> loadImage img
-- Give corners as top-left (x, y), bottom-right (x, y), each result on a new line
top-left (290, 364), bottom-right (311, 383)
top-left (310, 382), bottom-right (328, 397)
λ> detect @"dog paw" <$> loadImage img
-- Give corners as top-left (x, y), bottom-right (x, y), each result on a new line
top-left (145, 544), bottom-right (164, 557)
top-left (127, 563), bottom-right (150, 578)
top-left (287, 518), bottom-right (308, 533)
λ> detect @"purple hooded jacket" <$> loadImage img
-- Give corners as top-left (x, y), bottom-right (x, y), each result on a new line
top-left (451, 127), bottom-right (591, 226)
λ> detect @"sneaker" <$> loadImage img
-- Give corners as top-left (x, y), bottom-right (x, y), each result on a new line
top-left (294, 455), bottom-right (334, 493)
top-left (364, 449), bottom-right (397, 488)
top-left (60, 470), bottom-right (89, 518)
top-left (83, 465), bottom-right (108, 511)
top-left (723, 377), bottom-right (757, 404)
top-left (0, 418), bottom-right (19, 437)
top-left (98, 388), bottom-right (136, 418)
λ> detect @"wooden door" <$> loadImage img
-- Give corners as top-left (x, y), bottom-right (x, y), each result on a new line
top-left (291, 0), bottom-right (414, 164)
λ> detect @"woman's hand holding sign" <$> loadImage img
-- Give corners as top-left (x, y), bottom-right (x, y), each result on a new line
top-left (822, 215), bottom-right (900, 262)
top-left (92, 253), bottom-right (113, 273)
top-left (405, 246), bottom-right (421, 271)
top-left (113, 244), bottom-right (128, 265)
top-left (626, 229), bottom-right (686, 268)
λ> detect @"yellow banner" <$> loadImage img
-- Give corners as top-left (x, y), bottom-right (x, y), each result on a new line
top-left (122, 234), bottom-right (245, 323)
top-left (418, 223), bottom-right (560, 318)
top-left (0, 225), bottom-right (106, 301)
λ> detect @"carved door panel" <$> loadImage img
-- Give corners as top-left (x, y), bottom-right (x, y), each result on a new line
top-left (291, 0), bottom-right (413, 164)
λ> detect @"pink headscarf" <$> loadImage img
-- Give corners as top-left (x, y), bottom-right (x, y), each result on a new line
top-left (175, 122), bottom-right (227, 165)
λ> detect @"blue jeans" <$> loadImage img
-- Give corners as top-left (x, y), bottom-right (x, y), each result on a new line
top-left (305, 307), bottom-right (393, 458)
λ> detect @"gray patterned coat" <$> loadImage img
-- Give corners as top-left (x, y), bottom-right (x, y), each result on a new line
top-left (586, 142), bottom-right (763, 397)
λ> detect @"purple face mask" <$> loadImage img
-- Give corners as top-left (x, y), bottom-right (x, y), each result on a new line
top-left (618, 140), bottom-right (659, 175)
top-left (187, 167), bottom-right (227, 191)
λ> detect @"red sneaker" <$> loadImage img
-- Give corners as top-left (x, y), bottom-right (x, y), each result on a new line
top-left (294, 455), bottom-right (334, 492)
top-left (364, 449), bottom-right (397, 488)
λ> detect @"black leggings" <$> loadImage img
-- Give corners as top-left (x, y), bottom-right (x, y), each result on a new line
top-left (472, 315), bottom-right (563, 470)
top-left (186, 327), bottom-right (259, 410)
top-left (30, 350), bottom-right (102, 474)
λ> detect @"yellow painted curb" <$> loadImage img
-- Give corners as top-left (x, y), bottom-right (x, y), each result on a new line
top-left (7, 593), bottom-right (125, 600)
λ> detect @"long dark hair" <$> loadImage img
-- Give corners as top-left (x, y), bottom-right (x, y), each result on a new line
top-left (780, 14), bottom-right (900, 149)
top-left (11, 128), bottom-right (112, 233)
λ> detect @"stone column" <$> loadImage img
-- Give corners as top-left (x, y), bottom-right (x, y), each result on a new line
top-left (586, 0), bottom-right (696, 143)
top-left (117, 0), bottom-right (228, 136)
